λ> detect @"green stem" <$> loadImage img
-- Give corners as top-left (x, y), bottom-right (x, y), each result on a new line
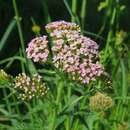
top-left (12, 94), bottom-right (21, 117)
top-left (3, 88), bottom-right (11, 113)
top-left (71, 0), bottom-right (77, 22)
top-left (51, 76), bottom-right (63, 130)
top-left (42, 0), bottom-right (51, 23)
top-left (73, 119), bottom-right (79, 130)
top-left (19, 48), bottom-right (25, 72)
top-left (120, 59), bottom-right (127, 121)
top-left (120, 59), bottom-right (127, 98)
top-left (66, 117), bottom-right (70, 130)
top-left (25, 102), bottom-right (34, 124)
top-left (66, 83), bottom-right (72, 130)
top-left (80, 0), bottom-right (87, 30)
top-left (12, 0), bottom-right (26, 71)
top-left (104, 8), bottom-right (116, 60)
top-left (51, 110), bottom-right (57, 130)
top-left (31, 17), bottom-right (41, 36)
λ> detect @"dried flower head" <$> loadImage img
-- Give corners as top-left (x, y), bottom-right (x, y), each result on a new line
top-left (89, 92), bottom-right (113, 111)
top-left (26, 36), bottom-right (49, 62)
top-left (14, 73), bottom-right (49, 100)
top-left (45, 20), bottom-right (81, 33)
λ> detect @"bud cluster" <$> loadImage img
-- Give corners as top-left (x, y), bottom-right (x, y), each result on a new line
top-left (14, 73), bottom-right (49, 100)
top-left (89, 92), bottom-right (113, 112)
top-left (0, 69), bottom-right (12, 84)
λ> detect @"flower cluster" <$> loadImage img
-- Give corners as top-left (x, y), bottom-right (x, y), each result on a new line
top-left (89, 92), bottom-right (113, 112)
top-left (45, 20), bottom-right (80, 33)
top-left (26, 36), bottom-right (49, 62)
top-left (45, 21), bottom-right (103, 84)
top-left (14, 73), bottom-right (49, 100)
top-left (26, 20), bottom-right (104, 84)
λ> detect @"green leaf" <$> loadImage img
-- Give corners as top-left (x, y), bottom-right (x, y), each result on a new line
top-left (27, 59), bottom-right (37, 75)
top-left (61, 95), bottom-right (84, 113)
top-left (56, 115), bottom-right (67, 129)
top-left (0, 19), bottom-right (16, 52)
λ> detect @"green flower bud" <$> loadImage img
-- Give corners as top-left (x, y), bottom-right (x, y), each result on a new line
top-left (89, 92), bottom-right (113, 112)
top-left (117, 122), bottom-right (128, 130)
top-left (0, 69), bottom-right (12, 84)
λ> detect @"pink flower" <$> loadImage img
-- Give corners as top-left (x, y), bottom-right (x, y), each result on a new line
top-left (45, 21), bottom-right (104, 84)
top-left (45, 20), bottom-right (80, 33)
top-left (26, 36), bottom-right (49, 63)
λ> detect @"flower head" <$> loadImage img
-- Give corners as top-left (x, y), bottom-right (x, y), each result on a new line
top-left (49, 28), bottom-right (103, 84)
top-left (14, 73), bottom-right (49, 100)
top-left (45, 20), bottom-right (81, 33)
top-left (26, 36), bottom-right (49, 62)
top-left (26, 21), bottom-right (104, 85)
top-left (89, 92), bottom-right (113, 112)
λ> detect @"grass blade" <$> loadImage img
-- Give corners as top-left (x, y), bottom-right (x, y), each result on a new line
top-left (0, 19), bottom-right (16, 52)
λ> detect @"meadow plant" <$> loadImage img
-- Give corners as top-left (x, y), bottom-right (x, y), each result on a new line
top-left (27, 21), bottom-right (104, 84)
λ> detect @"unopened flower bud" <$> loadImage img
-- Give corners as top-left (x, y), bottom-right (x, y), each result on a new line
top-left (89, 92), bottom-right (113, 112)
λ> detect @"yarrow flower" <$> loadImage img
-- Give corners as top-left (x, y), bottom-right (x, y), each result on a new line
top-left (45, 21), bottom-right (104, 84)
top-left (45, 20), bottom-right (81, 33)
top-left (26, 20), bottom-right (104, 85)
top-left (14, 73), bottom-right (49, 100)
top-left (26, 36), bottom-right (49, 62)
top-left (89, 92), bottom-right (113, 112)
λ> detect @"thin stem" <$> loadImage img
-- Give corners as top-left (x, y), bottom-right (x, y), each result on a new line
top-left (31, 17), bottom-right (41, 36)
top-left (66, 83), bottom-right (72, 130)
top-left (104, 8), bottom-right (116, 59)
top-left (73, 119), bottom-right (79, 130)
top-left (51, 110), bottom-right (56, 130)
top-left (19, 48), bottom-right (25, 72)
top-left (42, 0), bottom-right (51, 23)
top-left (80, 0), bottom-right (87, 30)
top-left (12, 0), bottom-right (26, 71)
top-left (3, 88), bottom-right (11, 113)
top-left (66, 117), bottom-right (70, 130)
top-left (71, 0), bottom-right (77, 22)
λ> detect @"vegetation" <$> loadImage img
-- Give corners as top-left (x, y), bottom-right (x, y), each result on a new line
top-left (0, 0), bottom-right (130, 130)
